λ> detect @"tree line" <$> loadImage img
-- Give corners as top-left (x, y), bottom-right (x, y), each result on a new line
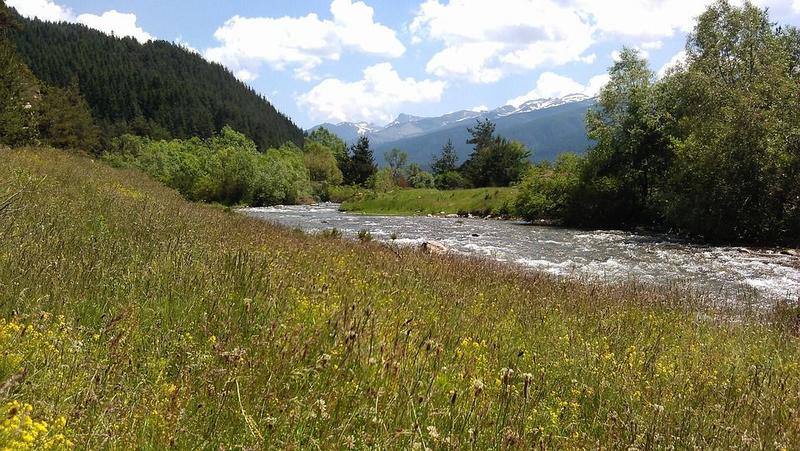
top-left (5, 3), bottom-right (303, 151)
top-left (516, 0), bottom-right (800, 244)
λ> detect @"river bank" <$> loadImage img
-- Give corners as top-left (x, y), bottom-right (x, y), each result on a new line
top-left (3, 147), bottom-right (800, 448)
top-left (339, 187), bottom-right (518, 217)
top-left (244, 203), bottom-right (800, 303)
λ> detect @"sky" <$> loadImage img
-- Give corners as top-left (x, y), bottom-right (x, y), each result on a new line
top-left (8, 0), bottom-right (800, 129)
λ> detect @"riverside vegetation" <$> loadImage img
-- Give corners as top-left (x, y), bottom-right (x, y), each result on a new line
top-left (3, 147), bottom-right (800, 448)
top-left (340, 187), bottom-right (517, 217)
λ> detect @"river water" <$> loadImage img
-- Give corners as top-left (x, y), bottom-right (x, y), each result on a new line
top-left (241, 204), bottom-right (800, 304)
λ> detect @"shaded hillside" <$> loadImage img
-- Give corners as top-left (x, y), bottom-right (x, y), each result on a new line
top-left (11, 13), bottom-right (303, 149)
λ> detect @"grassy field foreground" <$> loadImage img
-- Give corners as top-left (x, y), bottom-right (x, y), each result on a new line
top-left (340, 187), bottom-right (518, 217)
top-left (1, 147), bottom-right (800, 448)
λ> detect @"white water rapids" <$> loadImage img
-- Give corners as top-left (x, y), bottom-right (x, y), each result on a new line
top-left (241, 203), bottom-right (800, 305)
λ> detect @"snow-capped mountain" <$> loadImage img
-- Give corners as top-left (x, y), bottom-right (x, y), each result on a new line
top-left (309, 93), bottom-right (595, 165)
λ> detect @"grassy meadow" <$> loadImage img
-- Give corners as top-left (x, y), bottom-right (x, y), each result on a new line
top-left (340, 187), bottom-right (518, 217)
top-left (1, 147), bottom-right (800, 448)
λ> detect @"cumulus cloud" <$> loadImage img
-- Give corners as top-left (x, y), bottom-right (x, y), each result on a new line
top-left (411, 0), bottom-right (595, 83)
top-left (8, 0), bottom-right (154, 43)
top-left (7, 0), bottom-right (73, 22)
top-left (411, 0), bottom-right (800, 84)
top-left (506, 72), bottom-right (609, 107)
top-left (76, 10), bottom-right (154, 43)
top-left (297, 63), bottom-right (445, 124)
top-left (205, 0), bottom-right (405, 81)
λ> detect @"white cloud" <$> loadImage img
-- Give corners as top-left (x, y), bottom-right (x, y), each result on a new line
top-left (205, 0), bottom-right (405, 81)
top-left (795, 0), bottom-right (800, 12)
top-left (411, 0), bottom-right (800, 84)
top-left (76, 10), bottom-right (153, 43)
top-left (640, 40), bottom-right (663, 50)
top-left (411, 0), bottom-right (595, 83)
top-left (7, 0), bottom-right (73, 22)
top-left (234, 69), bottom-right (258, 82)
top-left (470, 105), bottom-right (489, 112)
top-left (8, 0), bottom-right (155, 43)
top-left (297, 63), bottom-right (445, 124)
top-left (657, 50), bottom-right (687, 78)
top-left (506, 72), bottom-right (609, 106)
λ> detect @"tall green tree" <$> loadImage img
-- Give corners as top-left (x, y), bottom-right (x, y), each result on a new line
top-left (37, 79), bottom-right (100, 151)
top-left (431, 139), bottom-right (458, 176)
top-left (384, 148), bottom-right (408, 180)
top-left (0, 2), bottom-right (38, 146)
top-left (307, 127), bottom-right (349, 178)
top-left (581, 47), bottom-right (668, 225)
top-left (347, 136), bottom-right (376, 186)
top-left (659, 0), bottom-right (800, 242)
top-left (460, 119), bottom-right (531, 187)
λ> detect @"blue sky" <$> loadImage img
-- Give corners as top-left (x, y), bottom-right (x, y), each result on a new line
top-left (9, 0), bottom-right (800, 129)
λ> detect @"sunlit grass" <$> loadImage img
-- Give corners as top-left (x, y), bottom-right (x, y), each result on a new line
top-left (341, 187), bottom-right (518, 217)
top-left (1, 147), bottom-right (799, 448)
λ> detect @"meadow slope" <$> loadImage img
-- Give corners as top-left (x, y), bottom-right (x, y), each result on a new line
top-left (1, 147), bottom-right (799, 449)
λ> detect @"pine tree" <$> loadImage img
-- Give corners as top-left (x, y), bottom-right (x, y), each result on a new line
top-left (348, 136), bottom-right (376, 186)
top-left (431, 139), bottom-right (458, 176)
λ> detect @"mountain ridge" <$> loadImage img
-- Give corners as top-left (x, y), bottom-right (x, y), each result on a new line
top-left (310, 94), bottom-right (594, 166)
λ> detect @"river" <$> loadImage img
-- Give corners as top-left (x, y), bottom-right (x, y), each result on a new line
top-left (241, 203), bottom-right (800, 304)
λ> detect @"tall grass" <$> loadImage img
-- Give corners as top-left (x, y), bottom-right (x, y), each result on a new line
top-left (341, 187), bottom-right (518, 217)
top-left (1, 147), bottom-right (799, 448)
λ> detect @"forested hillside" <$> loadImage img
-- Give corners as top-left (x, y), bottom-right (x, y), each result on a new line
top-left (10, 11), bottom-right (303, 149)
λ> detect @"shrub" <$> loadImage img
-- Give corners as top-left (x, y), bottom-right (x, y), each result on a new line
top-left (435, 171), bottom-right (469, 190)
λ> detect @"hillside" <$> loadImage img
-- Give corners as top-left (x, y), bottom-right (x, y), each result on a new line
top-left (10, 12), bottom-right (303, 149)
top-left (2, 147), bottom-right (800, 447)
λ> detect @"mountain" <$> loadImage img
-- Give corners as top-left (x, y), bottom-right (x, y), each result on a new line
top-left (310, 94), bottom-right (594, 166)
top-left (10, 12), bottom-right (303, 149)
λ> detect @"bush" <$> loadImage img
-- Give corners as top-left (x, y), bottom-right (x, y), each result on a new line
top-left (406, 164), bottom-right (435, 188)
top-left (103, 126), bottom-right (312, 206)
top-left (515, 153), bottom-right (582, 222)
top-left (435, 171), bottom-right (469, 190)
top-left (366, 168), bottom-right (396, 193)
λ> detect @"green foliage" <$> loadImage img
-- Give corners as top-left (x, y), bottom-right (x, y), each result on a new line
top-left (104, 126), bottom-right (311, 206)
top-left (0, 12), bottom-right (38, 146)
top-left (341, 187), bottom-right (518, 217)
top-left (366, 167), bottom-right (396, 193)
top-left (36, 79), bottom-right (100, 151)
top-left (384, 148), bottom-right (408, 180)
top-left (460, 119), bottom-right (531, 187)
top-left (406, 163), bottom-right (435, 189)
top-left (10, 13), bottom-right (303, 149)
top-left (582, 47), bottom-right (669, 226)
top-left (516, 153), bottom-right (583, 221)
top-left (346, 136), bottom-right (376, 186)
top-left (515, 1), bottom-right (800, 244)
top-left (431, 139), bottom-right (458, 176)
top-left (435, 170), bottom-right (469, 190)
top-left (356, 229), bottom-right (372, 242)
top-left (302, 140), bottom-right (344, 200)
top-left (655, 0), bottom-right (800, 242)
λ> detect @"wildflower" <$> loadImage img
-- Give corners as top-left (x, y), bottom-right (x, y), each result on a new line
top-left (427, 425), bottom-right (440, 440)
top-left (472, 378), bottom-right (485, 395)
top-left (500, 367), bottom-right (515, 385)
